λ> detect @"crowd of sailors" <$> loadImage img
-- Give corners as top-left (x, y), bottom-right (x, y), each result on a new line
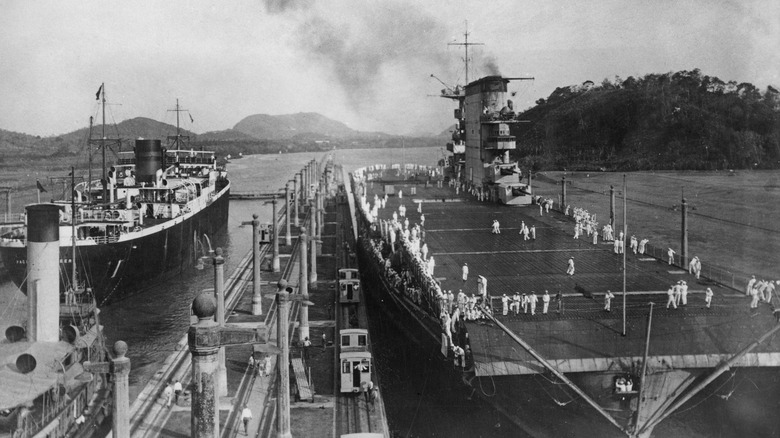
top-left (355, 178), bottom-right (477, 370)
top-left (746, 276), bottom-right (778, 310)
top-left (353, 166), bottom-right (780, 377)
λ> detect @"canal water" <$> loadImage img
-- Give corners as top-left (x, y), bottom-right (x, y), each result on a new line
top-left (1, 148), bottom-right (778, 437)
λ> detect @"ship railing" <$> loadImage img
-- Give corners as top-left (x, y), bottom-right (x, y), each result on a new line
top-left (0, 213), bottom-right (26, 224)
top-left (79, 209), bottom-right (124, 222)
top-left (551, 198), bottom-right (752, 293)
top-left (639, 242), bottom-right (746, 291)
top-left (166, 150), bottom-right (216, 165)
top-left (76, 234), bottom-right (121, 245)
top-left (17, 382), bottom-right (90, 438)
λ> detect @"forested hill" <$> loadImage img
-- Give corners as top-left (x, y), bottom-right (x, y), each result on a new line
top-left (516, 69), bottom-right (780, 170)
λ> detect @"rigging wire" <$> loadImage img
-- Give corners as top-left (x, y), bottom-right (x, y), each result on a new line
top-left (405, 349), bottom-right (434, 438)
top-left (533, 373), bottom-right (574, 406)
top-left (671, 370), bottom-right (738, 416)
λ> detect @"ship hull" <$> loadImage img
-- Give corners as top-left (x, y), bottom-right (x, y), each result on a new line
top-left (0, 184), bottom-right (229, 304)
top-left (357, 238), bottom-right (634, 437)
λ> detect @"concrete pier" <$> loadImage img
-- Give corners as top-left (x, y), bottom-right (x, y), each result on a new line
top-left (123, 160), bottom-right (387, 437)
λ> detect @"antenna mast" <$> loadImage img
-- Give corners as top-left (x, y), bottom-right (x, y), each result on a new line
top-left (89, 84), bottom-right (121, 205)
top-left (448, 20), bottom-right (483, 85)
top-left (167, 98), bottom-right (190, 150)
top-left (101, 83), bottom-right (107, 203)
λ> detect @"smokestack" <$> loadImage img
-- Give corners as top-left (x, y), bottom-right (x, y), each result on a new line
top-left (26, 204), bottom-right (61, 343)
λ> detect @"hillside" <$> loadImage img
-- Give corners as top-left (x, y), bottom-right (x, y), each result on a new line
top-left (233, 112), bottom-right (359, 140)
top-left (197, 128), bottom-right (257, 142)
top-left (0, 117), bottom-right (195, 159)
top-left (514, 69), bottom-right (780, 170)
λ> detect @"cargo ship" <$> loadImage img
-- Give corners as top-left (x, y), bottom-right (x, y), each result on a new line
top-left (0, 90), bottom-right (230, 304)
top-left (351, 73), bottom-right (780, 437)
top-left (0, 204), bottom-right (112, 438)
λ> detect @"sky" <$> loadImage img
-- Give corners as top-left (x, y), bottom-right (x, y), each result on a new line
top-left (0, 0), bottom-right (778, 137)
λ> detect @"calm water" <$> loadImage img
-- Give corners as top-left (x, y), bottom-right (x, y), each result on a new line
top-left (1, 147), bottom-right (778, 437)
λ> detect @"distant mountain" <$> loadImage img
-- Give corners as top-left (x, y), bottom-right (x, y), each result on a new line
top-left (60, 117), bottom-right (196, 148)
top-left (0, 117), bottom-right (196, 158)
top-left (437, 124), bottom-right (456, 138)
top-left (197, 128), bottom-right (257, 142)
top-left (233, 112), bottom-right (360, 140)
top-left (0, 113), bottom-right (435, 159)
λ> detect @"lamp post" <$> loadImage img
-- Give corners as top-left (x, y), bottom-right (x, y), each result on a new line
top-left (266, 280), bottom-right (313, 438)
top-left (293, 174), bottom-right (300, 227)
top-left (302, 165), bottom-right (309, 202)
top-left (309, 203), bottom-right (318, 285)
top-left (241, 215), bottom-right (263, 316)
top-left (84, 341), bottom-right (131, 438)
top-left (299, 233), bottom-right (310, 341)
top-left (272, 196), bottom-right (280, 272)
top-left (214, 248), bottom-right (228, 397)
top-left (188, 293), bottom-right (270, 438)
top-left (285, 182), bottom-right (292, 246)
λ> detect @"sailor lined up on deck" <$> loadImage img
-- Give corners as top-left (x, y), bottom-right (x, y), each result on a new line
top-left (528, 291), bottom-right (539, 315)
top-left (510, 292), bottom-right (521, 314)
top-left (477, 276), bottom-right (487, 302)
top-left (491, 219), bottom-right (501, 234)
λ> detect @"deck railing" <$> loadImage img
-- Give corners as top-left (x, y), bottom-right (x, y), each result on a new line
top-left (554, 205), bottom-right (750, 292)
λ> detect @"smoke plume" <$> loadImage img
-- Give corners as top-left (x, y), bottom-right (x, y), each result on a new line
top-left (264, 0), bottom-right (314, 14)
top-left (289, 2), bottom-right (454, 110)
top-left (482, 55), bottom-right (501, 77)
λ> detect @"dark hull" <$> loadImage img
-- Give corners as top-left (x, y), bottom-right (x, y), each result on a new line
top-left (0, 185), bottom-right (229, 304)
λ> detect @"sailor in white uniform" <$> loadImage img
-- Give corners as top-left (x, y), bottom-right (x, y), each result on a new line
top-left (705, 287), bottom-right (713, 308)
top-left (566, 257), bottom-right (575, 275)
top-left (542, 290), bottom-right (550, 314)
